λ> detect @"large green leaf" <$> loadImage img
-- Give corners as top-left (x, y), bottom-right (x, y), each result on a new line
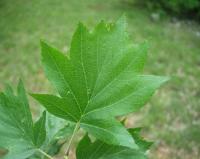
top-left (76, 128), bottom-right (151, 159)
top-left (31, 16), bottom-right (168, 149)
top-left (0, 81), bottom-right (46, 159)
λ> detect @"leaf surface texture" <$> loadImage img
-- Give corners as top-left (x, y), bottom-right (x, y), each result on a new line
top-left (31, 16), bottom-right (168, 148)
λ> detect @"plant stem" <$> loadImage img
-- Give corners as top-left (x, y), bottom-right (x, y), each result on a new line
top-left (38, 149), bottom-right (54, 159)
top-left (65, 121), bottom-right (80, 156)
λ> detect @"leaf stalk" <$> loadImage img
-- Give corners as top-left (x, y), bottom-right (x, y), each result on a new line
top-left (38, 149), bottom-right (54, 159)
top-left (65, 121), bottom-right (80, 156)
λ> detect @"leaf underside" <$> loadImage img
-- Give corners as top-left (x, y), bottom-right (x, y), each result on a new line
top-left (31, 16), bottom-right (168, 149)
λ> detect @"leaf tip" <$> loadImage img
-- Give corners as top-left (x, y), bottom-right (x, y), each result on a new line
top-left (76, 22), bottom-right (88, 33)
top-left (43, 110), bottom-right (47, 116)
top-left (40, 39), bottom-right (48, 50)
top-left (29, 93), bottom-right (39, 100)
top-left (116, 14), bottom-right (128, 29)
top-left (160, 76), bottom-right (170, 84)
top-left (17, 78), bottom-right (25, 92)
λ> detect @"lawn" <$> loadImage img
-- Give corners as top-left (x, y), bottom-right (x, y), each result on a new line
top-left (0, 0), bottom-right (200, 158)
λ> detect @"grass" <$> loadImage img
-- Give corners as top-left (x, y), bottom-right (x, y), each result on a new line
top-left (0, 0), bottom-right (200, 158)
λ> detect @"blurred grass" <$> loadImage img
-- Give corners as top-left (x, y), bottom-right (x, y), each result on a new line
top-left (0, 0), bottom-right (200, 158)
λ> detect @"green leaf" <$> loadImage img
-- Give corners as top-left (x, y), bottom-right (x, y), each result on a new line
top-left (129, 128), bottom-right (153, 152)
top-left (43, 113), bottom-right (75, 156)
top-left (33, 111), bottom-right (46, 147)
top-left (31, 16), bottom-right (168, 149)
top-left (28, 113), bottom-right (75, 158)
top-left (80, 117), bottom-right (135, 148)
top-left (0, 81), bottom-right (46, 159)
top-left (76, 130), bottom-right (151, 159)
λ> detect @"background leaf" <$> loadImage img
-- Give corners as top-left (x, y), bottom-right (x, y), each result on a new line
top-left (128, 128), bottom-right (153, 152)
top-left (76, 128), bottom-right (151, 159)
top-left (0, 81), bottom-right (46, 159)
top-left (33, 111), bottom-right (46, 148)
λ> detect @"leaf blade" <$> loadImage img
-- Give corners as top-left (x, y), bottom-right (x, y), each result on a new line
top-left (76, 133), bottom-right (149, 159)
top-left (34, 16), bottom-right (169, 149)
top-left (0, 82), bottom-right (35, 159)
top-left (33, 111), bottom-right (46, 147)
top-left (80, 117), bottom-right (138, 149)
top-left (0, 81), bottom-right (47, 159)
top-left (30, 93), bottom-right (79, 122)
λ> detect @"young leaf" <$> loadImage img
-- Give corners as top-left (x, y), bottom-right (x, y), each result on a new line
top-left (33, 111), bottom-right (46, 147)
top-left (42, 113), bottom-right (75, 156)
top-left (0, 81), bottom-right (47, 159)
top-left (27, 113), bottom-right (75, 159)
top-left (31, 16), bottom-right (168, 149)
top-left (128, 128), bottom-right (153, 152)
top-left (76, 128), bottom-right (151, 159)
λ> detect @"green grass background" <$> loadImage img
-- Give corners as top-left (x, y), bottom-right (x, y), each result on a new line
top-left (0, 0), bottom-right (200, 158)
